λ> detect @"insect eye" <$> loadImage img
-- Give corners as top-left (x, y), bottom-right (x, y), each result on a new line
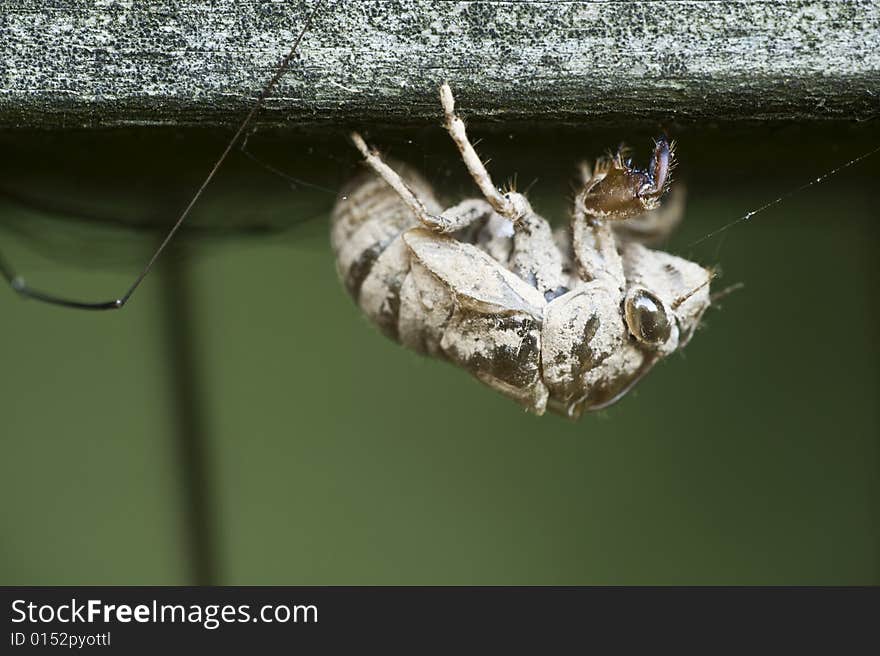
top-left (625, 289), bottom-right (671, 345)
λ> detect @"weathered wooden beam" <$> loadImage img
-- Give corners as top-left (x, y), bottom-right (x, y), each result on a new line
top-left (0, 0), bottom-right (877, 128)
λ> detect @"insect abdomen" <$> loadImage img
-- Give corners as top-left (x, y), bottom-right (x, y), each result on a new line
top-left (332, 173), bottom-right (552, 413)
top-left (331, 168), bottom-right (443, 342)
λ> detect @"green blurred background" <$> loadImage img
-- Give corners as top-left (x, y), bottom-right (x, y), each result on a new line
top-left (0, 121), bottom-right (877, 585)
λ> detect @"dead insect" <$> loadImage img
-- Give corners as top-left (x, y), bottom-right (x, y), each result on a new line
top-left (333, 84), bottom-right (713, 418)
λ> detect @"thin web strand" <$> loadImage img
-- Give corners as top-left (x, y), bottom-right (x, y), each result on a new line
top-left (688, 143), bottom-right (880, 248)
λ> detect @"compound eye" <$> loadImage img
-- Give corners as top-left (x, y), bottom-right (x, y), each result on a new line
top-left (625, 289), bottom-right (671, 345)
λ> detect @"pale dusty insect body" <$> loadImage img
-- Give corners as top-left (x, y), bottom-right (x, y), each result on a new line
top-left (333, 84), bottom-right (712, 418)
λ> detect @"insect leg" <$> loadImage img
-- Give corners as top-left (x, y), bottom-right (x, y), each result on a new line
top-left (0, 1), bottom-right (322, 310)
top-left (350, 133), bottom-right (493, 233)
top-left (508, 211), bottom-right (568, 300)
top-left (572, 170), bottom-right (626, 291)
top-left (436, 199), bottom-right (497, 232)
top-left (438, 84), bottom-right (567, 297)
top-left (438, 83), bottom-right (528, 222)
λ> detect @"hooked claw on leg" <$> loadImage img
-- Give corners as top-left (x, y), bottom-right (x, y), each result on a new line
top-left (577, 137), bottom-right (676, 222)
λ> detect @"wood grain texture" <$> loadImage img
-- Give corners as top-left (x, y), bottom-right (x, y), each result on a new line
top-left (0, 0), bottom-right (877, 128)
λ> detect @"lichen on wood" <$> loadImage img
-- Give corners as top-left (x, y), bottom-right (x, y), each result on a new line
top-left (0, 0), bottom-right (877, 128)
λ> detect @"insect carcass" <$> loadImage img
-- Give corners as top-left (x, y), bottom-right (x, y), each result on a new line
top-left (331, 84), bottom-right (712, 418)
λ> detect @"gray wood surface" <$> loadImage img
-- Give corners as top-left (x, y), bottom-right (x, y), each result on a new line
top-left (1, 0), bottom-right (878, 128)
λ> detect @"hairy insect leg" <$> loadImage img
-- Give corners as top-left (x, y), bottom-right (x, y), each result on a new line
top-left (438, 83), bottom-right (530, 222)
top-left (572, 162), bottom-right (626, 291)
top-left (571, 139), bottom-right (675, 291)
top-left (439, 84), bottom-right (567, 297)
top-left (350, 132), bottom-right (494, 233)
top-left (438, 199), bottom-right (498, 233)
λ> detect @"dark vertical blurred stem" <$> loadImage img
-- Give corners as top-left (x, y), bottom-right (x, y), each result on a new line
top-left (158, 240), bottom-right (218, 585)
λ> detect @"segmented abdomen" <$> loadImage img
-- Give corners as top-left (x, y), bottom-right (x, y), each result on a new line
top-left (330, 167), bottom-right (443, 344)
top-left (331, 168), bottom-right (551, 412)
